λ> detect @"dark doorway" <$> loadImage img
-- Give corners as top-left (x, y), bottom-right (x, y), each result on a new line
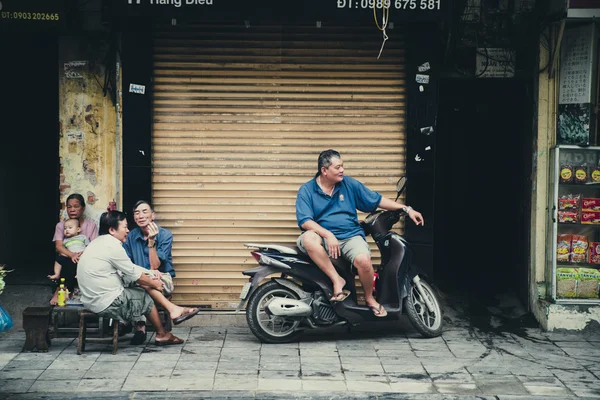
top-left (0, 34), bottom-right (59, 282)
top-left (433, 79), bottom-right (532, 306)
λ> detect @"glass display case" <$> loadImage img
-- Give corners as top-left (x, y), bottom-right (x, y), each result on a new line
top-left (549, 145), bottom-right (600, 304)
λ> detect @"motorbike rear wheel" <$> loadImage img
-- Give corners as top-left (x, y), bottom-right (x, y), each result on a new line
top-left (405, 279), bottom-right (443, 338)
top-left (246, 280), bottom-right (303, 344)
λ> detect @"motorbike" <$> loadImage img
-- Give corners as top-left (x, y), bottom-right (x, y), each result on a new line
top-left (236, 177), bottom-right (443, 343)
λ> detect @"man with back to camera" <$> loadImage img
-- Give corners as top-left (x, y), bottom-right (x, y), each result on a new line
top-left (295, 149), bottom-right (424, 317)
top-left (123, 200), bottom-right (176, 344)
top-left (77, 210), bottom-right (201, 346)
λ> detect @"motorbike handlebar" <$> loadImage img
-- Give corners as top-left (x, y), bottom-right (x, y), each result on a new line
top-left (361, 209), bottom-right (403, 238)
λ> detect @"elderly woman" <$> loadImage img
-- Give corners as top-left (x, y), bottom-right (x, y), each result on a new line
top-left (49, 193), bottom-right (98, 305)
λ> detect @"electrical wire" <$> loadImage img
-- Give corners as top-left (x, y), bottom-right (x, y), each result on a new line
top-left (373, 2), bottom-right (390, 59)
top-left (373, 2), bottom-right (389, 31)
top-left (377, 30), bottom-right (389, 60)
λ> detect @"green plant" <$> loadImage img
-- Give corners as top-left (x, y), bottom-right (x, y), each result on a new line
top-left (0, 265), bottom-right (13, 296)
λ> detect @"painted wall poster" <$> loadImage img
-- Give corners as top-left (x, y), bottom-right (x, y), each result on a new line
top-left (558, 103), bottom-right (591, 145)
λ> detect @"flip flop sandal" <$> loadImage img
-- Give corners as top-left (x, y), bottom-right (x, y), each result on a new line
top-left (369, 304), bottom-right (388, 318)
top-left (154, 334), bottom-right (184, 346)
top-left (172, 307), bottom-right (202, 325)
top-left (330, 290), bottom-right (351, 302)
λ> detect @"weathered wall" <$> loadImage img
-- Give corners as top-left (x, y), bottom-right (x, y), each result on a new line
top-left (58, 37), bottom-right (118, 221)
top-left (545, 303), bottom-right (600, 331)
top-left (531, 28), bottom-right (554, 318)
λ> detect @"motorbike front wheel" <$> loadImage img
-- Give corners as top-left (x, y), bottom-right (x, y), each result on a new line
top-left (405, 279), bottom-right (443, 338)
top-left (246, 280), bottom-right (303, 344)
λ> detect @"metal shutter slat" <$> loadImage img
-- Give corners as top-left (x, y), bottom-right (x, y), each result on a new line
top-left (153, 24), bottom-right (406, 309)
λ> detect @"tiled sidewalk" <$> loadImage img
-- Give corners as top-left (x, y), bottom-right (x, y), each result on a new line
top-left (0, 316), bottom-right (599, 399)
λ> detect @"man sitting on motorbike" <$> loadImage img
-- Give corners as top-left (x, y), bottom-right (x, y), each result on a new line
top-left (295, 149), bottom-right (424, 317)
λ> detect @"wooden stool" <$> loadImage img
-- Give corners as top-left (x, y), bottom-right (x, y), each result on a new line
top-left (22, 307), bottom-right (52, 352)
top-left (77, 310), bottom-right (119, 355)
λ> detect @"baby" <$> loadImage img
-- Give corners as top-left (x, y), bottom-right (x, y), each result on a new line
top-left (48, 218), bottom-right (90, 280)
top-left (49, 219), bottom-right (89, 305)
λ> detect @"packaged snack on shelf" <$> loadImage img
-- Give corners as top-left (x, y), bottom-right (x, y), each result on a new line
top-left (582, 198), bottom-right (600, 211)
top-left (558, 211), bottom-right (578, 223)
top-left (589, 242), bottom-right (600, 264)
top-left (556, 268), bottom-right (578, 298)
top-left (591, 166), bottom-right (600, 183)
top-left (574, 166), bottom-right (589, 184)
top-left (576, 268), bottom-right (600, 298)
top-left (571, 235), bottom-right (589, 263)
top-left (560, 165), bottom-right (574, 183)
top-left (559, 194), bottom-right (581, 211)
top-left (581, 211), bottom-right (600, 224)
top-left (557, 234), bottom-right (572, 263)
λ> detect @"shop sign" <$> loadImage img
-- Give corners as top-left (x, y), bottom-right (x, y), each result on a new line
top-left (475, 48), bottom-right (515, 78)
top-left (112, 0), bottom-right (449, 22)
top-left (559, 24), bottom-right (595, 105)
top-left (0, 0), bottom-right (65, 31)
top-left (559, 150), bottom-right (598, 167)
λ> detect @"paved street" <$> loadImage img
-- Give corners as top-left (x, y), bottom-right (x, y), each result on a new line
top-left (0, 295), bottom-right (599, 399)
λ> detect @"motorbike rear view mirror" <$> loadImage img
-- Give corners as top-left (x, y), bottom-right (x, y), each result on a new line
top-left (395, 176), bottom-right (407, 202)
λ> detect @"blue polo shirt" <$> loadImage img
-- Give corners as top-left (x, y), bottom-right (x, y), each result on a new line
top-left (123, 226), bottom-right (176, 277)
top-left (296, 175), bottom-right (382, 240)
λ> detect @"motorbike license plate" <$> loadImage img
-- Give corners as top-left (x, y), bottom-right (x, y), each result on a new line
top-left (239, 282), bottom-right (252, 300)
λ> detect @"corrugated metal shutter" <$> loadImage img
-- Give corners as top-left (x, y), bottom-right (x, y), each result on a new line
top-left (152, 24), bottom-right (406, 309)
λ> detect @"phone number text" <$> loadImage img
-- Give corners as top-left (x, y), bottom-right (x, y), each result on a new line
top-left (1, 12), bottom-right (60, 21)
top-left (337, 0), bottom-right (441, 10)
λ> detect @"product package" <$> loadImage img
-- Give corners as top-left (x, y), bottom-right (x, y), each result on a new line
top-left (589, 242), bottom-right (600, 264)
top-left (556, 268), bottom-right (579, 298)
top-left (591, 166), bottom-right (600, 183)
top-left (574, 166), bottom-right (589, 184)
top-left (571, 235), bottom-right (589, 263)
top-left (581, 211), bottom-right (600, 224)
top-left (560, 165), bottom-right (574, 183)
top-left (558, 211), bottom-right (578, 223)
top-left (576, 268), bottom-right (600, 298)
top-left (559, 194), bottom-right (581, 211)
top-left (582, 198), bottom-right (600, 211)
top-left (557, 234), bottom-right (572, 263)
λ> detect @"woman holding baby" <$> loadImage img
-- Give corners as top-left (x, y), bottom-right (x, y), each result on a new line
top-left (49, 193), bottom-right (98, 305)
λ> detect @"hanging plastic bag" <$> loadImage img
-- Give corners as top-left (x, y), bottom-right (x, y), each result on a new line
top-left (0, 305), bottom-right (13, 332)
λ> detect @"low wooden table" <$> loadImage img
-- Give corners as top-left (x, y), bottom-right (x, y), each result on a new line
top-left (51, 305), bottom-right (90, 338)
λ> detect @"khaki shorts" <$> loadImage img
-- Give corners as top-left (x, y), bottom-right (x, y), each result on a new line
top-left (296, 232), bottom-right (370, 266)
top-left (122, 270), bottom-right (174, 296)
top-left (99, 287), bottom-right (154, 322)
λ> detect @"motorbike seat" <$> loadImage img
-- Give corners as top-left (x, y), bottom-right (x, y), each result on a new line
top-left (289, 246), bottom-right (354, 274)
top-left (245, 243), bottom-right (299, 255)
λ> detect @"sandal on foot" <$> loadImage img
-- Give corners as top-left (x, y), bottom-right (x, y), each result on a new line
top-left (154, 333), bottom-right (184, 346)
top-left (330, 289), bottom-right (351, 302)
top-left (172, 307), bottom-right (201, 325)
top-left (369, 304), bottom-right (388, 317)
